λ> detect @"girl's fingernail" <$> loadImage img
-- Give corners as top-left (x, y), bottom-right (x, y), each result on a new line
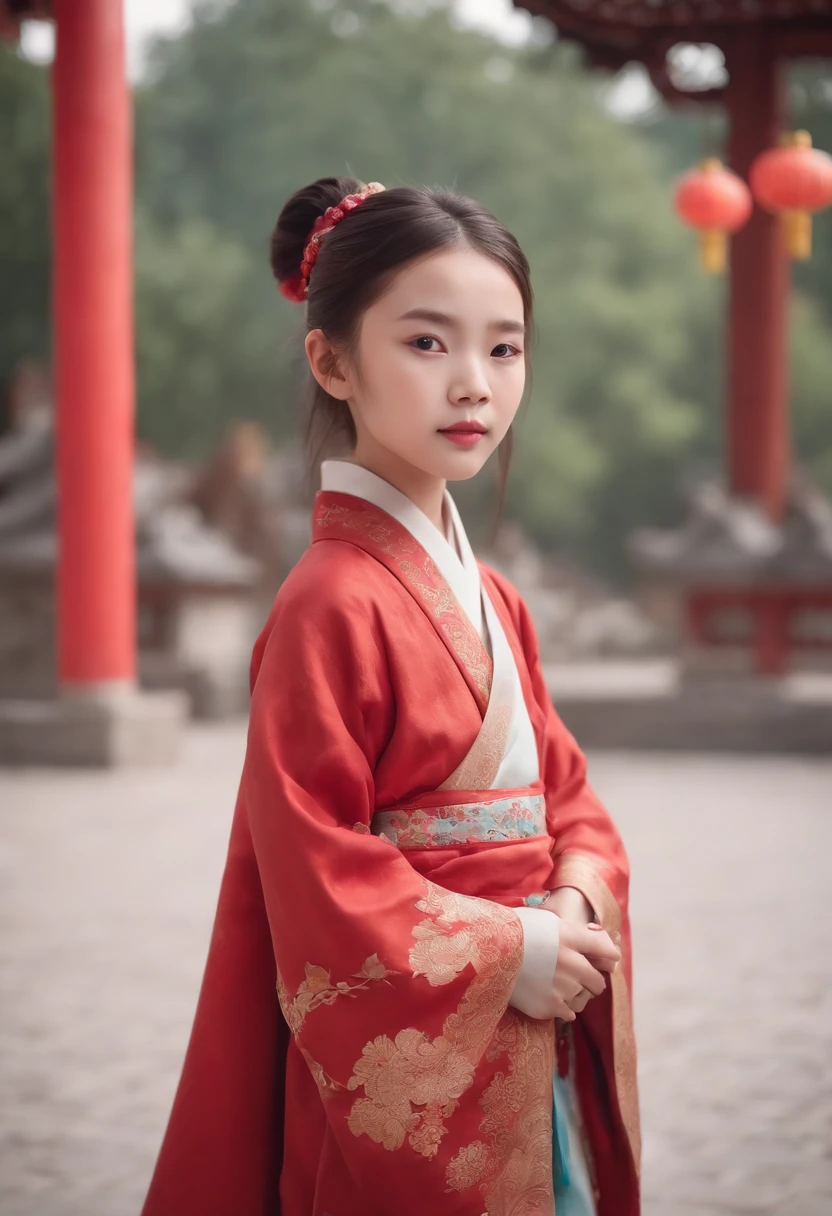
top-left (587, 922), bottom-right (603, 930)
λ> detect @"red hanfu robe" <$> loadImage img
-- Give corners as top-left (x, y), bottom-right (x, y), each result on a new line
top-left (142, 491), bottom-right (640, 1216)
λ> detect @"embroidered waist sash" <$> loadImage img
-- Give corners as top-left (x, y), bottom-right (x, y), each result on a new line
top-left (372, 791), bottom-right (546, 850)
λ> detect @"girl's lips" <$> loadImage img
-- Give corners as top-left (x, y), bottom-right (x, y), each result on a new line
top-left (439, 430), bottom-right (486, 448)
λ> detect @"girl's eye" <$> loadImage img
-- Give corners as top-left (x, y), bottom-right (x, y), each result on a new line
top-left (411, 336), bottom-right (442, 352)
top-left (492, 343), bottom-right (522, 359)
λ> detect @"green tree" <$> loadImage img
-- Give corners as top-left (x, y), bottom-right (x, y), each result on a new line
top-left (134, 0), bottom-right (714, 575)
top-left (788, 62), bottom-right (832, 325)
top-left (792, 292), bottom-right (832, 494)
top-left (5, 2), bottom-right (830, 580)
top-left (134, 210), bottom-right (298, 455)
top-left (0, 46), bottom-right (51, 417)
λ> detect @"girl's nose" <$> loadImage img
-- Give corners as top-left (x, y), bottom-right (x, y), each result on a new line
top-left (449, 365), bottom-right (491, 407)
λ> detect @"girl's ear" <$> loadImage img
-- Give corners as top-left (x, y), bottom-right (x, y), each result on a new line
top-left (305, 329), bottom-right (352, 401)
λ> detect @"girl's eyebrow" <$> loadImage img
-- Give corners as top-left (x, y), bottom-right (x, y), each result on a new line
top-left (397, 308), bottom-right (525, 334)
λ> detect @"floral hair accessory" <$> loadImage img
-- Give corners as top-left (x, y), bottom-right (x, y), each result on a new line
top-left (280, 181), bottom-right (386, 302)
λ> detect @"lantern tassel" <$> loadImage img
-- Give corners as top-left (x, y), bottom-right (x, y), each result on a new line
top-left (782, 208), bottom-right (812, 260)
top-left (699, 228), bottom-right (726, 274)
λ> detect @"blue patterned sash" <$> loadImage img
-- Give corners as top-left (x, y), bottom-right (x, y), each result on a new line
top-left (371, 792), bottom-right (546, 849)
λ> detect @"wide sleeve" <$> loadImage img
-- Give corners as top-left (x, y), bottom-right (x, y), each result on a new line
top-left (509, 586), bottom-right (642, 1192)
top-left (509, 591), bottom-right (632, 970)
top-left (243, 577), bottom-right (530, 1211)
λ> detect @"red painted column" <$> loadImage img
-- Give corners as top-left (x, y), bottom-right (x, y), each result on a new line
top-left (53, 0), bottom-right (135, 686)
top-left (725, 32), bottom-right (789, 522)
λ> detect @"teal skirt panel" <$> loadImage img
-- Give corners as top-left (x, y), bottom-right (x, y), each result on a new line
top-left (552, 1071), bottom-right (597, 1216)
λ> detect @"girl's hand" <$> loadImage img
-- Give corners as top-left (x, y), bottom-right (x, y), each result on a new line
top-left (510, 915), bottom-right (619, 1022)
top-left (542, 885), bottom-right (594, 924)
top-left (542, 885), bottom-right (621, 971)
top-left (552, 920), bottom-right (620, 1020)
top-left (542, 888), bottom-right (620, 1014)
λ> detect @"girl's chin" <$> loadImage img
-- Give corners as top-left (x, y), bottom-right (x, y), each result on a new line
top-left (414, 449), bottom-right (489, 481)
top-left (442, 459), bottom-right (489, 482)
top-left (378, 439), bottom-right (494, 482)
top-left (438, 446), bottom-right (495, 480)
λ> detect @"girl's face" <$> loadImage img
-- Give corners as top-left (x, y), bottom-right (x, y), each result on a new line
top-left (310, 247), bottom-right (527, 487)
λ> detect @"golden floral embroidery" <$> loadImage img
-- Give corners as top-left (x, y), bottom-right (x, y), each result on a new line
top-left (446, 1139), bottom-right (490, 1190)
top-left (298, 1044), bottom-right (344, 1095)
top-left (409, 1101), bottom-right (451, 1157)
top-left (553, 851), bottom-right (641, 1178)
top-left (447, 1013), bottom-right (555, 1215)
top-left (410, 917), bottom-right (478, 987)
top-left (314, 493), bottom-right (492, 706)
top-left (406, 569), bottom-right (457, 619)
top-left (442, 621), bottom-right (491, 705)
top-left (346, 882), bottom-right (523, 1163)
top-left (275, 967), bottom-right (296, 1031)
top-left (276, 954), bottom-right (395, 1036)
top-left (347, 1028), bottom-right (474, 1154)
top-left (352, 821), bottom-right (371, 834)
top-left (439, 673), bottom-right (514, 792)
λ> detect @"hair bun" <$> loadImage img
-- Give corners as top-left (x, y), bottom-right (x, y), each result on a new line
top-left (270, 176), bottom-right (364, 301)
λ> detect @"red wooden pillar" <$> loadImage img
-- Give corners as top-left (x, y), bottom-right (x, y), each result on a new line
top-left (725, 31), bottom-right (789, 523)
top-left (52, 0), bottom-right (135, 688)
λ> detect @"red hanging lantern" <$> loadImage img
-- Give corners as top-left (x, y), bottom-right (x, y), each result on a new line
top-left (674, 159), bottom-right (753, 273)
top-left (750, 130), bottom-right (832, 260)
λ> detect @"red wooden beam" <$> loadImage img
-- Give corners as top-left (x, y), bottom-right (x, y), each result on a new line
top-left (777, 27), bottom-right (832, 56)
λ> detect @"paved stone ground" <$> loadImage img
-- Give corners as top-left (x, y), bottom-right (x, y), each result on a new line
top-left (1, 724), bottom-right (830, 1216)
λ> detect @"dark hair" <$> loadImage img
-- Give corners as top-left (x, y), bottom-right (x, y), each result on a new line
top-left (270, 176), bottom-right (533, 509)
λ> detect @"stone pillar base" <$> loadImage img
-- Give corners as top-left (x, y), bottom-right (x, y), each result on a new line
top-left (552, 684), bottom-right (832, 754)
top-left (679, 659), bottom-right (788, 705)
top-left (681, 644), bottom-right (759, 679)
top-left (0, 686), bottom-right (188, 767)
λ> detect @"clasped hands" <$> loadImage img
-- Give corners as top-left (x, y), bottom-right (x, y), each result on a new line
top-left (516, 886), bottom-right (620, 1023)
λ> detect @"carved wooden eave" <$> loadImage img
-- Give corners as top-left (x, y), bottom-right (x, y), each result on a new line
top-left (515, 1), bottom-right (832, 105)
top-left (0, 0), bottom-right (51, 43)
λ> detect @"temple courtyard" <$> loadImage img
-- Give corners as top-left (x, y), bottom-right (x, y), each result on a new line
top-left (1, 722), bottom-right (830, 1215)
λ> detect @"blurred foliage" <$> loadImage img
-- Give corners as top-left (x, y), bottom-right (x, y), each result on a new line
top-left (0, 45), bottom-right (51, 427)
top-left (132, 0), bottom-right (714, 575)
top-left (133, 210), bottom-right (292, 454)
top-left (2, 2), bottom-right (832, 580)
top-left (788, 62), bottom-right (832, 326)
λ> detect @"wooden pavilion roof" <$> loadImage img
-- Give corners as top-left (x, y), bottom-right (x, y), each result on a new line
top-left (0, 0), bottom-right (51, 42)
top-left (514, 0), bottom-right (832, 76)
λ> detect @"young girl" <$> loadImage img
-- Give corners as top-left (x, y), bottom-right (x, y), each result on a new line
top-left (143, 178), bottom-right (640, 1216)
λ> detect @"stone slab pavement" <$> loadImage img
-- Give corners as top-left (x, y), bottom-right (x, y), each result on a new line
top-left (1, 724), bottom-right (830, 1216)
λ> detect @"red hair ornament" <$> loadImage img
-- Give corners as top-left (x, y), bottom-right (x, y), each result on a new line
top-left (280, 181), bottom-right (386, 302)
